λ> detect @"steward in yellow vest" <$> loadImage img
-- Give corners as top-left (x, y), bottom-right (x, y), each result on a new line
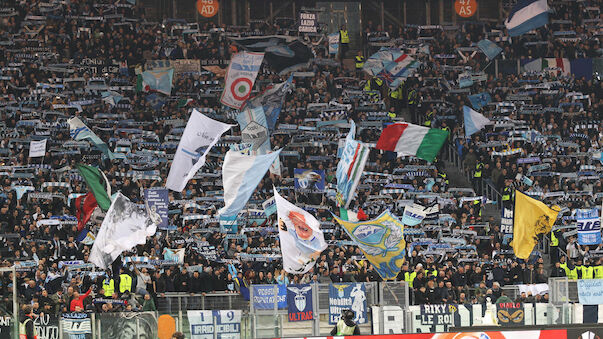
top-left (355, 52), bottom-right (365, 70)
top-left (19, 306), bottom-right (37, 339)
top-left (103, 278), bottom-right (115, 297)
top-left (330, 309), bottom-right (359, 335)
top-left (120, 273), bottom-right (133, 293)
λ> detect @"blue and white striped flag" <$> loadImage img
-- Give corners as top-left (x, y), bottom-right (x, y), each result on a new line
top-left (505, 0), bottom-right (549, 37)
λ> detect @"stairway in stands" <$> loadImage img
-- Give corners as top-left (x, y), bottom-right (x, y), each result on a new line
top-left (442, 158), bottom-right (501, 225)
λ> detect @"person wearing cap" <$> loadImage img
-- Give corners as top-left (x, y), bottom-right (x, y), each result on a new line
top-left (330, 309), bottom-right (360, 335)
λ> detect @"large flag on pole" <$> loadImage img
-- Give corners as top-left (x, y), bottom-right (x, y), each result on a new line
top-left (375, 122), bottom-right (448, 162)
top-left (68, 117), bottom-right (115, 160)
top-left (336, 121), bottom-right (369, 208)
top-left (221, 51), bottom-right (264, 109)
top-left (138, 68), bottom-right (174, 95)
top-left (76, 164), bottom-right (112, 212)
top-left (274, 188), bottom-right (327, 274)
top-left (89, 192), bottom-right (160, 270)
top-left (75, 193), bottom-right (98, 231)
top-left (245, 75), bottom-right (293, 131)
top-left (219, 149), bottom-right (281, 228)
top-left (463, 105), bottom-right (491, 137)
top-left (504, 0), bottom-right (550, 37)
top-left (166, 109), bottom-right (233, 192)
top-left (477, 39), bottom-right (503, 60)
top-left (333, 210), bottom-right (406, 280)
top-left (511, 191), bottom-right (560, 259)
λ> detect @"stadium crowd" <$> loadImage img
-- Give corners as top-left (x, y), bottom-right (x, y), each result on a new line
top-left (0, 0), bottom-right (601, 319)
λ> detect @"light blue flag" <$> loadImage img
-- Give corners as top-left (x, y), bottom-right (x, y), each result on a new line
top-left (68, 117), bottom-right (116, 160)
top-left (219, 149), bottom-right (282, 232)
top-left (505, 0), bottom-right (549, 37)
top-left (336, 121), bottom-right (369, 208)
top-left (141, 68), bottom-right (174, 95)
top-left (237, 105), bottom-right (270, 154)
top-left (463, 105), bottom-right (491, 138)
top-left (458, 73), bottom-right (473, 88)
top-left (468, 92), bottom-right (492, 110)
top-left (477, 39), bottom-right (503, 60)
top-left (246, 74), bottom-right (292, 131)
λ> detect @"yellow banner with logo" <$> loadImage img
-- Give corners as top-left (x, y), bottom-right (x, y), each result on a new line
top-left (511, 191), bottom-right (560, 259)
top-left (333, 210), bottom-right (405, 280)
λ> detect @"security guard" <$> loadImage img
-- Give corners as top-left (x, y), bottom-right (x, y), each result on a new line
top-left (389, 84), bottom-right (403, 112)
top-left (575, 259), bottom-right (585, 279)
top-left (387, 106), bottom-right (396, 119)
top-left (339, 25), bottom-right (350, 61)
top-left (594, 259), bottom-right (603, 279)
top-left (331, 309), bottom-right (360, 335)
top-left (354, 51), bottom-right (365, 71)
top-left (19, 305), bottom-right (37, 339)
top-left (407, 86), bottom-right (418, 122)
top-left (550, 229), bottom-right (560, 263)
top-left (103, 278), bottom-right (115, 297)
top-left (502, 180), bottom-right (513, 205)
top-left (559, 256), bottom-right (569, 276)
top-left (119, 270), bottom-right (133, 293)
top-left (582, 260), bottom-right (594, 279)
top-left (473, 158), bottom-right (484, 192)
top-left (567, 261), bottom-right (579, 280)
top-left (424, 110), bottom-right (434, 127)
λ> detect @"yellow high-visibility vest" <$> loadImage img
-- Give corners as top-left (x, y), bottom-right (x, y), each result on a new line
top-left (355, 55), bottom-right (365, 69)
top-left (103, 279), bottom-right (115, 297)
top-left (551, 231), bottom-right (559, 246)
top-left (340, 30), bottom-right (350, 43)
top-left (119, 274), bottom-right (133, 293)
top-left (594, 266), bottom-right (603, 279)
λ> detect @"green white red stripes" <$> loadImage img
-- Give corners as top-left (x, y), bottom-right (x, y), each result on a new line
top-left (376, 123), bottom-right (449, 162)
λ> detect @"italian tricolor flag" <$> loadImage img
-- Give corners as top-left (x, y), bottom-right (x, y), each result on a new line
top-left (339, 208), bottom-right (368, 222)
top-left (523, 58), bottom-right (570, 76)
top-left (376, 123), bottom-right (449, 162)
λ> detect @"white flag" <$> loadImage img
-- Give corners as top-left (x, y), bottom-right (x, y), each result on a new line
top-left (274, 188), bottom-right (327, 274)
top-left (89, 192), bottom-right (159, 270)
top-left (220, 51), bottom-right (265, 109)
top-left (29, 139), bottom-right (47, 158)
top-left (166, 109), bottom-right (233, 192)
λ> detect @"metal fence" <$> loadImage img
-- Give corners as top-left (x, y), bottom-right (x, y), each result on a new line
top-left (549, 277), bottom-right (579, 304)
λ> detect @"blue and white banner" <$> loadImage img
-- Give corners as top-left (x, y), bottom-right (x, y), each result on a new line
top-left (294, 168), bottom-right (325, 192)
top-left (477, 39), bottom-right (502, 60)
top-left (328, 283), bottom-right (367, 325)
top-left (61, 313), bottom-right (92, 339)
top-left (577, 208), bottom-right (601, 245)
top-left (458, 73), bottom-right (473, 88)
top-left (188, 310), bottom-right (241, 339)
top-left (467, 92), bottom-right (492, 111)
top-left (287, 284), bottom-right (314, 322)
top-left (336, 121), bottom-right (369, 208)
top-left (401, 204), bottom-right (426, 226)
top-left (251, 285), bottom-right (287, 310)
top-left (221, 51), bottom-right (265, 109)
top-left (245, 75), bottom-right (292, 131)
top-left (578, 280), bottom-right (603, 305)
top-left (68, 117), bottom-right (115, 160)
top-left (237, 105), bottom-right (281, 175)
top-left (501, 207), bottom-right (514, 245)
top-left (262, 197), bottom-right (277, 217)
top-left (505, 0), bottom-right (550, 37)
top-left (141, 68), bottom-right (174, 95)
top-left (328, 33), bottom-right (339, 55)
top-left (219, 149), bottom-right (282, 232)
top-left (144, 188), bottom-right (169, 229)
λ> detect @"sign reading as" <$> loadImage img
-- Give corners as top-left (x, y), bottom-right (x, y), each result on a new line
top-left (455, 0), bottom-right (477, 18)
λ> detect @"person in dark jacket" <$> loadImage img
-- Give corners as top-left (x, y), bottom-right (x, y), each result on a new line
top-left (550, 262), bottom-right (567, 277)
top-left (188, 271), bottom-right (204, 294)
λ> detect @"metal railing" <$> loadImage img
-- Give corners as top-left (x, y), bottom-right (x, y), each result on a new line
top-left (446, 142), bottom-right (503, 210)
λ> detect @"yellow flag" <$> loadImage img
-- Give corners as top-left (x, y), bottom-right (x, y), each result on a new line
top-left (511, 191), bottom-right (560, 259)
top-left (333, 210), bottom-right (405, 280)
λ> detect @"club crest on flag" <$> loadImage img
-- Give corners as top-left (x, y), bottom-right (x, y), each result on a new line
top-left (333, 210), bottom-right (406, 280)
